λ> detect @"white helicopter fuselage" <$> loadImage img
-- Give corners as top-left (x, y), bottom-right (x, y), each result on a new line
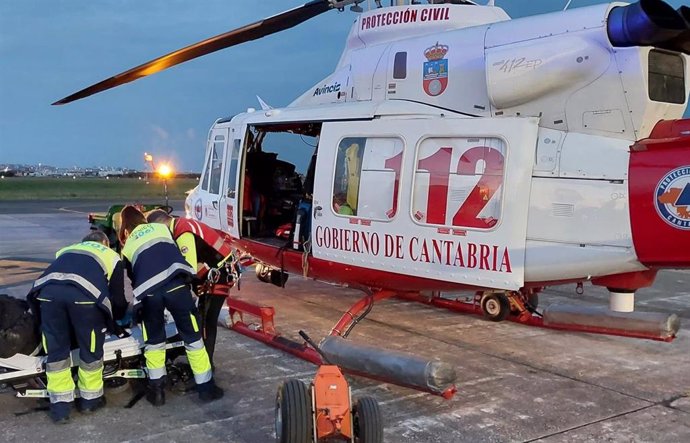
top-left (186, 2), bottom-right (690, 296)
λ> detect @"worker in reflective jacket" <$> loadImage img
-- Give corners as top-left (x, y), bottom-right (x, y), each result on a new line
top-left (146, 209), bottom-right (236, 366)
top-left (28, 230), bottom-right (127, 424)
top-left (118, 205), bottom-right (223, 406)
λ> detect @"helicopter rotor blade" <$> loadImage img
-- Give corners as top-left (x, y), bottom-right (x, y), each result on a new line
top-left (53, 0), bottom-right (333, 105)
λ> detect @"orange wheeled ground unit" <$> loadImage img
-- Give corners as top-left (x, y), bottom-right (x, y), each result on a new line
top-left (275, 333), bottom-right (383, 443)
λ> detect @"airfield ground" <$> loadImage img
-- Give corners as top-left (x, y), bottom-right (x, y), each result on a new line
top-left (0, 177), bottom-right (197, 201)
top-left (1, 200), bottom-right (689, 442)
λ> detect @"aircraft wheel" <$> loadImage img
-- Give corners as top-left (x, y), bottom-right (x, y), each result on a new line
top-left (256, 263), bottom-right (271, 283)
top-left (275, 379), bottom-right (312, 443)
top-left (104, 377), bottom-right (131, 395)
top-left (481, 293), bottom-right (510, 322)
top-left (353, 396), bottom-right (383, 443)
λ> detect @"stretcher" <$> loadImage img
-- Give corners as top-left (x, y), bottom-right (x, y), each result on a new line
top-left (0, 322), bottom-right (184, 398)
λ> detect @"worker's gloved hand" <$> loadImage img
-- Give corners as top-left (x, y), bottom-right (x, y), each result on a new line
top-left (116, 310), bottom-right (133, 328)
top-left (112, 323), bottom-right (130, 339)
top-left (191, 275), bottom-right (206, 293)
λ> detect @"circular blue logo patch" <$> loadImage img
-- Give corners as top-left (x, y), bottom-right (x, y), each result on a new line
top-left (194, 199), bottom-right (203, 220)
top-left (655, 166), bottom-right (690, 230)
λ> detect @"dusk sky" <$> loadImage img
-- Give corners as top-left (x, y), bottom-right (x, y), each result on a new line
top-left (1, 0), bottom-right (687, 172)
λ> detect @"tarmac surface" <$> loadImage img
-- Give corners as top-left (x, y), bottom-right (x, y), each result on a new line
top-left (1, 200), bottom-right (689, 442)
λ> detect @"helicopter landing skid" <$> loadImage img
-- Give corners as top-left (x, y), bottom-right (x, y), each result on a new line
top-left (223, 290), bottom-right (397, 365)
top-left (395, 291), bottom-right (678, 342)
top-left (225, 298), bottom-right (322, 365)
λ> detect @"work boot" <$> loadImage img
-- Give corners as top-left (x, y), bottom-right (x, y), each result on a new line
top-left (197, 380), bottom-right (224, 402)
top-left (146, 381), bottom-right (166, 407)
top-left (49, 401), bottom-right (72, 424)
top-left (77, 396), bottom-right (106, 414)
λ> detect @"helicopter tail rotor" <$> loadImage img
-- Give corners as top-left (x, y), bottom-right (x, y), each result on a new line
top-left (606, 0), bottom-right (687, 49)
top-left (52, 0), bottom-right (341, 105)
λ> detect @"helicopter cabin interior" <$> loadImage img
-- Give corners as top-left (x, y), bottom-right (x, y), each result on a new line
top-left (236, 119), bottom-right (411, 251)
top-left (239, 122), bottom-right (322, 249)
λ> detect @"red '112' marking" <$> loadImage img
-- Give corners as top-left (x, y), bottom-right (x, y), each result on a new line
top-left (417, 146), bottom-right (504, 228)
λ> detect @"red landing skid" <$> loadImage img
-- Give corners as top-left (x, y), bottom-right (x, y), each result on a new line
top-left (224, 298), bottom-right (322, 365)
top-left (225, 292), bottom-right (458, 399)
top-left (395, 291), bottom-right (676, 343)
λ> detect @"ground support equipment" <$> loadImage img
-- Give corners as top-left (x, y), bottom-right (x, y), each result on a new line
top-left (276, 366), bottom-right (383, 443)
top-left (275, 332), bottom-right (383, 443)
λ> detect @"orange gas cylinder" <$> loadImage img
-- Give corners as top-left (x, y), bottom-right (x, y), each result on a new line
top-left (312, 365), bottom-right (353, 441)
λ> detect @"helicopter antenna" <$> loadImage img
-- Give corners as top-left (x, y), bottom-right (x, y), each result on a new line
top-left (563, 0), bottom-right (573, 11)
top-left (487, 0), bottom-right (495, 6)
top-left (256, 96), bottom-right (272, 111)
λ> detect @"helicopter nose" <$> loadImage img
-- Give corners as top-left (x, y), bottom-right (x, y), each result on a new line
top-left (629, 119), bottom-right (690, 268)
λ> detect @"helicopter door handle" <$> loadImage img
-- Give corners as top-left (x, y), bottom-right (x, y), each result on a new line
top-left (313, 206), bottom-right (322, 218)
top-left (212, 201), bottom-right (218, 209)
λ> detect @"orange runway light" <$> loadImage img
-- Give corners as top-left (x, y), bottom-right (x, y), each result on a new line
top-left (157, 164), bottom-right (172, 178)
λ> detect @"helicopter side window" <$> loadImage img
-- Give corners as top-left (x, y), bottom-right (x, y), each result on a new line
top-left (332, 137), bottom-right (403, 221)
top-left (393, 52), bottom-right (407, 80)
top-left (412, 137), bottom-right (505, 230)
top-left (209, 136), bottom-right (224, 194)
top-left (648, 50), bottom-right (685, 105)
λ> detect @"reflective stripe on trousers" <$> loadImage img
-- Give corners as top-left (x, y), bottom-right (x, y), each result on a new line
top-left (78, 359), bottom-right (104, 400)
top-left (185, 339), bottom-right (212, 384)
top-left (145, 341), bottom-right (167, 380)
top-left (46, 358), bottom-right (75, 404)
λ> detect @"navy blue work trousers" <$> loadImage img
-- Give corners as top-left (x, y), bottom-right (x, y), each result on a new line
top-left (139, 279), bottom-right (203, 346)
top-left (38, 284), bottom-right (107, 367)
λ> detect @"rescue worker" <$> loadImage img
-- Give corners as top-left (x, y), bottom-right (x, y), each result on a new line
top-left (118, 205), bottom-right (223, 406)
top-left (28, 230), bottom-right (127, 424)
top-left (145, 209), bottom-right (236, 366)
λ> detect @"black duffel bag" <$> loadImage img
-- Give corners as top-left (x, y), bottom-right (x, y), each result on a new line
top-left (0, 294), bottom-right (40, 358)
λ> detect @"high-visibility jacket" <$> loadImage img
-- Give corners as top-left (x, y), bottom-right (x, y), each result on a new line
top-left (30, 241), bottom-right (127, 324)
top-left (121, 223), bottom-right (194, 300)
top-left (345, 143), bottom-right (362, 210)
top-left (169, 218), bottom-right (234, 279)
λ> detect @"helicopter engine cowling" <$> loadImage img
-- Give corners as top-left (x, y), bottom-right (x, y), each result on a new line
top-left (607, 0), bottom-right (687, 48)
top-left (486, 36), bottom-right (610, 110)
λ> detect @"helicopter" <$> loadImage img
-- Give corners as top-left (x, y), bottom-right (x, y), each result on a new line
top-left (54, 0), bottom-right (690, 396)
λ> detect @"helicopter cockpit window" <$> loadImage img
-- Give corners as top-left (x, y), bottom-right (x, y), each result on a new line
top-left (201, 148), bottom-right (212, 192)
top-left (332, 137), bottom-right (404, 221)
top-left (412, 137), bottom-right (505, 230)
top-left (208, 136), bottom-right (224, 195)
top-left (393, 52), bottom-right (407, 80)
